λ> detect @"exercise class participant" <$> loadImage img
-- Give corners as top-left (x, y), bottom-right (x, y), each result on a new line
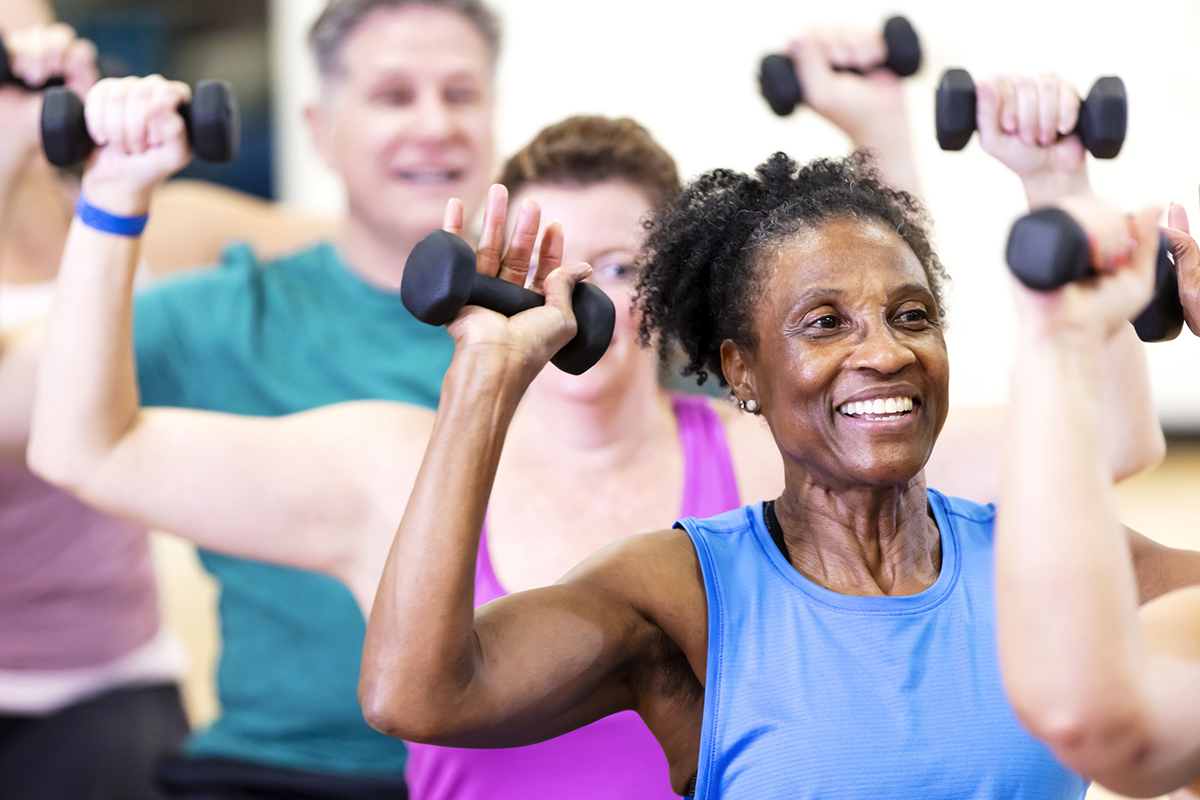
top-left (355, 139), bottom-right (1200, 795)
top-left (26, 70), bottom-right (1187, 798)
top-left (0, 8), bottom-right (185, 799)
top-left (62, 1), bottom-right (491, 795)
top-left (997, 195), bottom-right (1200, 798)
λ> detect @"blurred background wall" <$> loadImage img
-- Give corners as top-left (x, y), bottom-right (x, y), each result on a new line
top-left (54, 0), bottom-right (273, 197)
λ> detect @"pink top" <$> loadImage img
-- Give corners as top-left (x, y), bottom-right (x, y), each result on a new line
top-left (0, 463), bottom-right (159, 670)
top-left (405, 394), bottom-right (741, 800)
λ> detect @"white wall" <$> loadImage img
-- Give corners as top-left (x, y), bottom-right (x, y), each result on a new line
top-left (269, 0), bottom-right (1200, 428)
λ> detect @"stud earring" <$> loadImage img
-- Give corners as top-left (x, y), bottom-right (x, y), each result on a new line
top-left (739, 398), bottom-right (760, 414)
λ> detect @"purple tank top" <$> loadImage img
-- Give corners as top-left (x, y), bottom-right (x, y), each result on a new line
top-left (0, 463), bottom-right (159, 669)
top-left (405, 394), bottom-right (740, 800)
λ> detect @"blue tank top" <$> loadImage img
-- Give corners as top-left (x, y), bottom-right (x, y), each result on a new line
top-left (677, 489), bottom-right (1087, 799)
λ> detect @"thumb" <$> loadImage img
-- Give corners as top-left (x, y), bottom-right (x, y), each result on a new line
top-left (543, 261), bottom-right (593, 314)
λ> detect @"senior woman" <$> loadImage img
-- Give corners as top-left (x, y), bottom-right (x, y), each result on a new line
top-left (358, 151), bottom-right (1198, 798)
top-left (28, 76), bottom-right (1185, 797)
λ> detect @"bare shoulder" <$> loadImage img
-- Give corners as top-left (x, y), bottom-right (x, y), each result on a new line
top-left (707, 397), bottom-right (784, 503)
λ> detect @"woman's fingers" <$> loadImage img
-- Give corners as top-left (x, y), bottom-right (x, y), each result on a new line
top-left (529, 220), bottom-right (564, 294)
top-left (443, 198), bottom-right (465, 236)
top-left (475, 184), bottom-right (509, 276)
top-left (497, 198), bottom-right (541, 287)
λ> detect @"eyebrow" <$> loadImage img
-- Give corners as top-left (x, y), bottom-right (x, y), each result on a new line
top-left (786, 282), bottom-right (934, 312)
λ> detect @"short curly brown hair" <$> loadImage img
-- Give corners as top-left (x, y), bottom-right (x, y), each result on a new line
top-left (498, 116), bottom-right (680, 207)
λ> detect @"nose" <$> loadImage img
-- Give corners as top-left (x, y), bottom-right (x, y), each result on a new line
top-left (848, 320), bottom-right (917, 375)
top-left (412, 87), bottom-right (457, 142)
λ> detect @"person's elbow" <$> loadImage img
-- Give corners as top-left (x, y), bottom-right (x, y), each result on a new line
top-left (1114, 422), bottom-right (1166, 483)
top-left (359, 673), bottom-right (459, 743)
top-left (1015, 694), bottom-right (1161, 795)
top-left (26, 423), bottom-right (108, 500)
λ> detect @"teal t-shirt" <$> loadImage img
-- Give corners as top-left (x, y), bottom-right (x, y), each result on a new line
top-left (133, 242), bottom-right (455, 777)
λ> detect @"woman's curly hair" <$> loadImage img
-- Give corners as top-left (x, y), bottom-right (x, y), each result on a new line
top-left (634, 151), bottom-right (947, 386)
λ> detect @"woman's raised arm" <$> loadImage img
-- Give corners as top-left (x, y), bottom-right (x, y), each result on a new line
top-left (997, 195), bottom-right (1200, 796)
top-left (360, 188), bottom-right (700, 763)
top-left (26, 76), bottom-right (430, 610)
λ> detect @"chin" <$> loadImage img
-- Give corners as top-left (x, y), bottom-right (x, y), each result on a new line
top-left (533, 341), bottom-right (646, 405)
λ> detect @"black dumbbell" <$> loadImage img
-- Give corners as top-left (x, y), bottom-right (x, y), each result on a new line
top-left (40, 79), bottom-right (241, 168)
top-left (0, 36), bottom-right (64, 90)
top-left (936, 69), bottom-right (1127, 159)
top-left (401, 229), bottom-right (617, 375)
top-left (759, 16), bottom-right (921, 117)
top-left (1006, 207), bottom-right (1183, 342)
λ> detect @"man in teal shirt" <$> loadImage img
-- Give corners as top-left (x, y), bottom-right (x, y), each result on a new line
top-left (133, 0), bottom-right (498, 794)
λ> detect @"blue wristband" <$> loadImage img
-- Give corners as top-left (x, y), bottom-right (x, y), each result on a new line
top-left (75, 195), bottom-right (149, 237)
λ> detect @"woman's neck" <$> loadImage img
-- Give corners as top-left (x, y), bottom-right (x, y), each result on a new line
top-left (506, 366), bottom-right (675, 474)
top-left (775, 473), bottom-right (940, 597)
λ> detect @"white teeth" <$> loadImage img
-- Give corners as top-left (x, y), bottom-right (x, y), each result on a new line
top-left (397, 170), bottom-right (458, 184)
top-left (838, 396), bottom-right (915, 418)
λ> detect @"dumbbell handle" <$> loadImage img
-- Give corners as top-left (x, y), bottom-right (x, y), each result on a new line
top-left (40, 80), bottom-right (239, 168)
top-left (402, 230), bottom-right (616, 375)
top-left (759, 16), bottom-right (920, 117)
top-left (936, 70), bottom-right (1127, 159)
top-left (1006, 207), bottom-right (1184, 342)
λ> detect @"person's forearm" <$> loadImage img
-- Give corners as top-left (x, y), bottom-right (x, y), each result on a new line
top-left (851, 116), bottom-right (920, 198)
top-left (1021, 167), bottom-right (1091, 211)
top-left (361, 345), bottom-right (531, 740)
top-left (1100, 323), bottom-right (1166, 480)
top-left (27, 220), bottom-right (141, 487)
top-left (998, 331), bottom-right (1149, 767)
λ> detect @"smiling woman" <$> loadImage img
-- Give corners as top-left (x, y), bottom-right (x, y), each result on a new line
top-left (359, 151), bottom-right (1109, 799)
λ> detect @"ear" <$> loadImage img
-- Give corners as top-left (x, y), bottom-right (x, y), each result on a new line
top-left (305, 99), bottom-right (337, 172)
top-left (720, 339), bottom-right (758, 406)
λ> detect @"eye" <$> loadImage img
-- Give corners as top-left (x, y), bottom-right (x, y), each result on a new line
top-left (445, 86), bottom-right (482, 105)
top-left (596, 263), bottom-right (637, 283)
top-left (374, 86), bottom-right (415, 106)
top-left (894, 305), bottom-right (932, 329)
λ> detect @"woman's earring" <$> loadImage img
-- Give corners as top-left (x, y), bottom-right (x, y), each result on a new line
top-left (739, 398), bottom-right (760, 414)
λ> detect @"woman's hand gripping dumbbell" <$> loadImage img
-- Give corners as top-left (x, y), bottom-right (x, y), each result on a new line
top-left (41, 75), bottom-right (239, 168)
top-left (759, 17), bottom-right (921, 117)
top-left (0, 24), bottom-right (98, 167)
top-left (1006, 202), bottom-right (1183, 342)
top-left (402, 188), bottom-right (616, 376)
top-left (937, 69), bottom-right (1126, 159)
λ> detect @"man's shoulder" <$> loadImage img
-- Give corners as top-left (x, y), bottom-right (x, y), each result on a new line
top-left (134, 242), bottom-right (337, 333)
